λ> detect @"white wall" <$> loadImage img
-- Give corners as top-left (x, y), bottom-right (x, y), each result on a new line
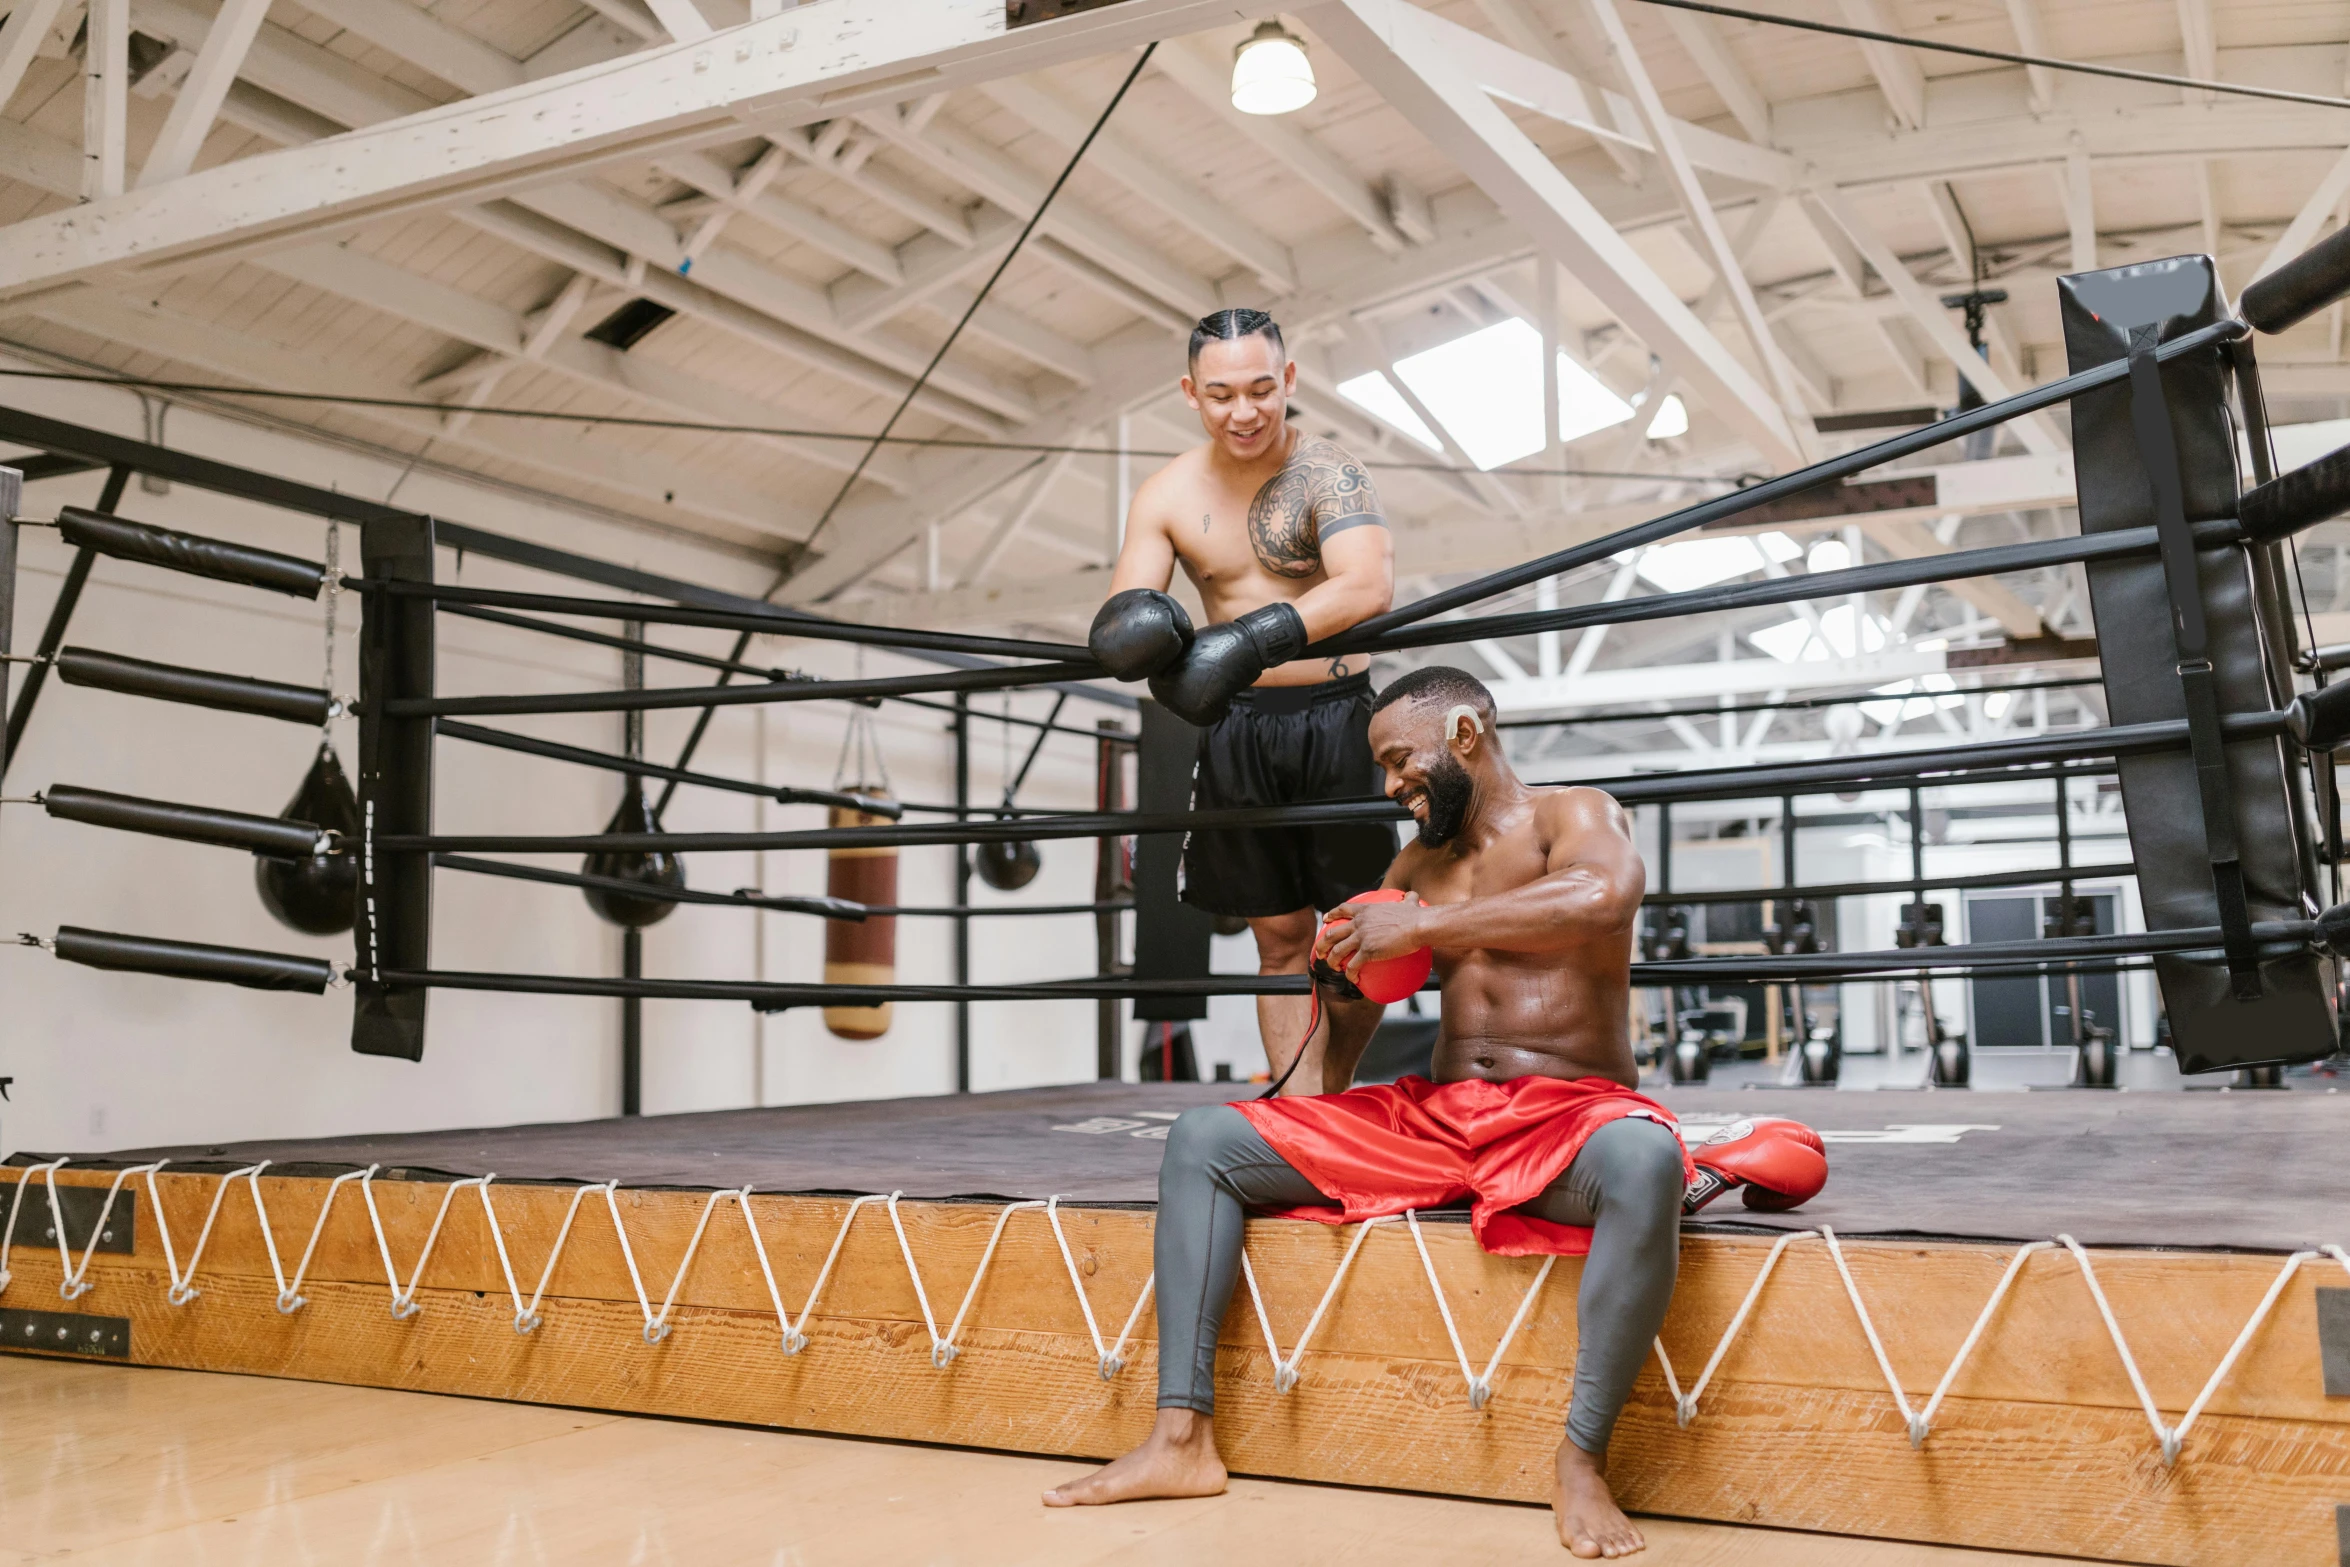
top-left (0, 372), bottom-right (1123, 1158)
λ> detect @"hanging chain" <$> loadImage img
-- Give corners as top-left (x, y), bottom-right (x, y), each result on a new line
top-left (321, 525), bottom-right (340, 741)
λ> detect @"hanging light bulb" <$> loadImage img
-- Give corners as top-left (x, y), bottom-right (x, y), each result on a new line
top-left (1232, 21), bottom-right (1316, 115)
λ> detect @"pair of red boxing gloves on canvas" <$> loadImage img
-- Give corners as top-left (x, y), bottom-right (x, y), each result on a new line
top-left (1310, 891), bottom-right (1828, 1218)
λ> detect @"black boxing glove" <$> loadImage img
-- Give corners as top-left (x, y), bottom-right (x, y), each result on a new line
top-left (1148, 602), bottom-right (1311, 726)
top-left (1089, 589), bottom-right (1194, 681)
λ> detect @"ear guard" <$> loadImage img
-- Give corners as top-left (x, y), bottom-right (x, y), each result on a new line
top-left (1443, 704), bottom-right (1485, 745)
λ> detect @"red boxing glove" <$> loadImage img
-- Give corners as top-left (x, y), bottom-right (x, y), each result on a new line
top-left (1682, 1118), bottom-right (1827, 1215)
top-left (1313, 889), bottom-right (1433, 1005)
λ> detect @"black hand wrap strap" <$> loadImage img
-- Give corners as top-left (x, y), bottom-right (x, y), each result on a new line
top-left (2126, 325), bottom-right (2263, 999)
top-left (1236, 601), bottom-right (1309, 665)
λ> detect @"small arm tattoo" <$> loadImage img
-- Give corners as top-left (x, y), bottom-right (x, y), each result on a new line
top-left (1247, 437), bottom-right (1386, 579)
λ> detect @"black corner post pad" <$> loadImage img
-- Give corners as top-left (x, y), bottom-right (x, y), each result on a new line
top-left (2062, 254), bottom-right (2337, 1073)
top-left (2123, 322), bottom-right (2263, 1000)
top-left (2240, 224), bottom-right (2350, 335)
top-left (352, 515), bottom-right (435, 1060)
top-left (51, 926), bottom-right (337, 993)
top-left (55, 506), bottom-right (328, 599)
top-left (2237, 440), bottom-right (2350, 544)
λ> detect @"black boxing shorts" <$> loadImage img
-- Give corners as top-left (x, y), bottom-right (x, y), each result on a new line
top-left (1178, 672), bottom-right (1398, 919)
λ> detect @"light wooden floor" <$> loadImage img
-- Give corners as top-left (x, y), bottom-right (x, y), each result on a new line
top-left (2, 1357), bottom-right (2103, 1566)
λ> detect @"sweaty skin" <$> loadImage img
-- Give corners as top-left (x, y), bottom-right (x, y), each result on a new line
top-left (1104, 330), bottom-right (1398, 1094)
top-left (1321, 754), bottom-right (1643, 1093)
top-left (1048, 698), bottom-right (1656, 1559)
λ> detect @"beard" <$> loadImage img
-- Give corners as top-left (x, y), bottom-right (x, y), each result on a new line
top-left (1412, 755), bottom-right (1475, 847)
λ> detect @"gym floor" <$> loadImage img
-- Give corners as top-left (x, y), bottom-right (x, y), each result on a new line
top-left (3, 1357), bottom-right (2100, 1566)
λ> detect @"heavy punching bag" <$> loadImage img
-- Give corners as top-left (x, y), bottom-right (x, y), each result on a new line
top-left (973, 835), bottom-right (1041, 892)
top-left (255, 742), bottom-right (361, 934)
top-left (824, 790), bottom-right (898, 1039)
top-left (581, 784), bottom-right (685, 928)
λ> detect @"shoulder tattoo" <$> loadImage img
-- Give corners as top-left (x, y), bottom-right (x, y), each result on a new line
top-left (1247, 437), bottom-right (1386, 579)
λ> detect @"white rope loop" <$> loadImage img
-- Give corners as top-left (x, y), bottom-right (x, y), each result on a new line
top-left (2059, 1234), bottom-right (2178, 1461)
top-left (156, 1161), bottom-right (269, 1306)
top-left (1238, 1215), bottom-right (1395, 1395)
top-left (649, 1187), bottom-right (746, 1345)
top-left (732, 1190), bottom-right (793, 1351)
top-left (1651, 1227), bottom-right (1815, 1427)
top-left (782, 1193), bottom-right (888, 1355)
top-left (882, 1190), bottom-right (1052, 1369)
top-left (600, 1180), bottom-right (755, 1346)
top-left (1042, 1195), bottom-right (1155, 1380)
top-left (277, 1167), bottom-right (375, 1314)
top-left (935, 1199), bottom-right (1047, 1368)
top-left (1912, 1240), bottom-right (2054, 1446)
top-left (357, 1171), bottom-right (493, 1321)
top-left (54, 1163), bottom-right (159, 1301)
top-left (881, 1190), bottom-right (949, 1364)
top-left (1399, 1210), bottom-right (1558, 1410)
top-left (0, 1158), bottom-right (69, 1295)
top-left (2168, 1247), bottom-right (2319, 1453)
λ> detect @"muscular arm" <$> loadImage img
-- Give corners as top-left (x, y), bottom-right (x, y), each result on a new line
top-left (1106, 474), bottom-right (1179, 595)
top-left (1250, 439), bottom-right (1392, 641)
top-left (1415, 791), bottom-right (1644, 953)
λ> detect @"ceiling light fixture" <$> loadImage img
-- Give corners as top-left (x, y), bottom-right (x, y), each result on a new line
top-left (1232, 21), bottom-right (1316, 115)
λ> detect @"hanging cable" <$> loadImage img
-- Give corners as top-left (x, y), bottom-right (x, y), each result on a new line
top-left (649, 46), bottom-right (1159, 816)
top-left (0, 372), bottom-right (1730, 484)
top-left (1627, 0), bottom-right (2350, 111)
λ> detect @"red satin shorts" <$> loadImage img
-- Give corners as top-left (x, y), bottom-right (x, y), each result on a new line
top-left (1233, 1074), bottom-right (1688, 1257)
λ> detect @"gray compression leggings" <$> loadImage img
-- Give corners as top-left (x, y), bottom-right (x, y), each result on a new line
top-left (1154, 1104), bottom-right (1683, 1455)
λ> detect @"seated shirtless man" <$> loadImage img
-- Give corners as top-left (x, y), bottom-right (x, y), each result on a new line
top-left (1045, 665), bottom-right (1688, 1559)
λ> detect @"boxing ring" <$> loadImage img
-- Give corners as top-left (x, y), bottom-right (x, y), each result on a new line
top-left (10, 249), bottom-right (2350, 1563)
top-left (5, 1086), bottom-right (2348, 1564)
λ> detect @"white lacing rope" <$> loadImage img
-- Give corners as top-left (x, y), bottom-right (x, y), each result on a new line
top-left (781, 1193), bottom-right (889, 1354)
top-left (1400, 1210), bottom-right (1557, 1411)
top-left (0, 1159), bottom-right (160, 1302)
top-left (727, 1190), bottom-right (792, 1350)
top-left (1816, 1228), bottom-right (2055, 1448)
top-left (601, 1180), bottom-right (741, 1346)
top-left (1238, 1215), bottom-right (1397, 1394)
top-left (1650, 1229), bottom-right (1815, 1427)
top-left (146, 1161), bottom-right (270, 1306)
top-left (1042, 1195), bottom-right (1154, 1380)
top-left (1906, 1239), bottom-right (2054, 1446)
top-left (25, 1157), bottom-right (2350, 1467)
top-left (2060, 1233), bottom-right (2322, 1465)
top-left (886, 1191), bottom-right (1047, 1369)
top-left (357, 1171), bottom-right (493, 1321)
top-left (0, 1158), bottom-right (69, 1296)
top-left (274, 1167), bottom-right (376, 1313)
top-left (500, 1180), bottom-right (609, 1335)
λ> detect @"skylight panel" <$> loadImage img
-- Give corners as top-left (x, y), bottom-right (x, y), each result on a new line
top-left (1749, 603), bottom-right (1886, 663)
top-left (1336, 372), bottom-right (1442, 451)
top-left (1388, 319), bottom-right (1634, 470)
top-left (1628, 532), bottom-right (1801, 593)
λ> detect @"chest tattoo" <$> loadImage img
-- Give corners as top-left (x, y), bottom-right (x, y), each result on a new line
top-left (1246, 437), bottom-right (1385, 579)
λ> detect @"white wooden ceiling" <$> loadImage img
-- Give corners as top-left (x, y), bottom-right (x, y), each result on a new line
top-left (4, 0), bottom-right (2347, 756)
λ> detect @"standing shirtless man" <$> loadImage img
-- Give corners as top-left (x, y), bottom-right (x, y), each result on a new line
top-left (1045, 666), bottom-right (1692, 1557)
top-left (1089, 308), bottom-right (1397, 1093)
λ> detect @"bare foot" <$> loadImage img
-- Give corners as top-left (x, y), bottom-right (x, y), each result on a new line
top-left (1553, 1436), bottom-right (1643, 1558)
top-left (1043, 1408), bottom-right (1229, 1507)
